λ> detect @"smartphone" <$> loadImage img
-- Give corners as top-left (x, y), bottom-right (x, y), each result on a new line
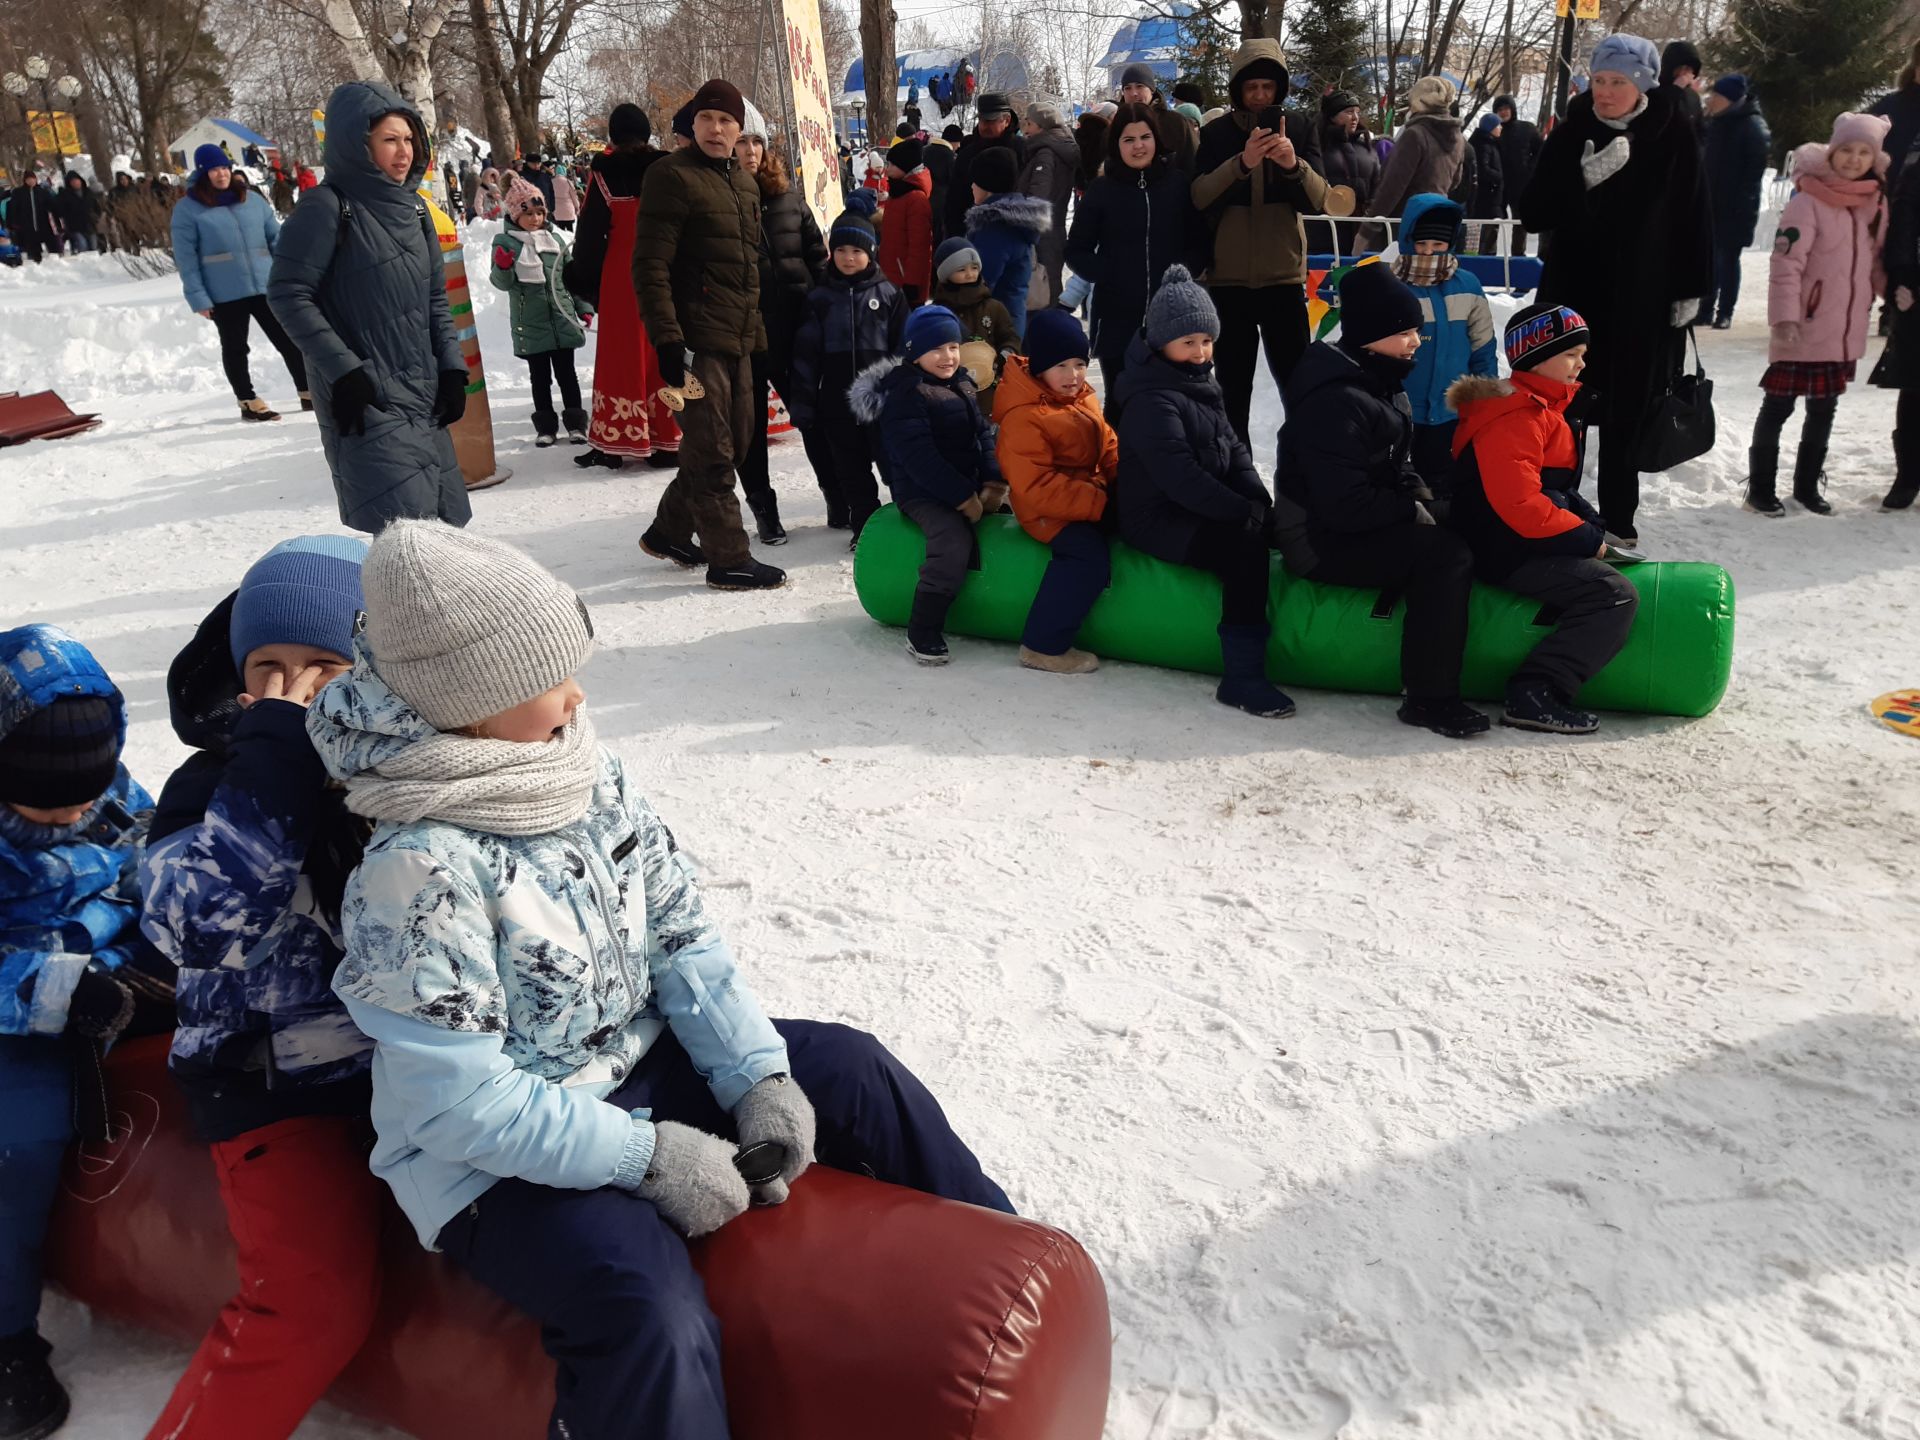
top-left (1256, 106), bottom-right (1286, 137)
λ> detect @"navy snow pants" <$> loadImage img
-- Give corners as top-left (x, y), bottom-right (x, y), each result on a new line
top-left (1021, 522), bottom-right (1111, 656)
top-left (0, 1037), bottom-right (71, 1337)
top-left (437, 1020), bottom-right (1012, 1440)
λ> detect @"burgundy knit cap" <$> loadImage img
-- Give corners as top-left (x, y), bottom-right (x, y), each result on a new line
top-left (689, 79), bottom-right (746, 127)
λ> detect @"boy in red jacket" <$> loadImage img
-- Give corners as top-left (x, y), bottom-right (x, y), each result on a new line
top-left (878, 137), bottom-right (934, 304)
top-left (1446, 303), bottom-right (1638, 735)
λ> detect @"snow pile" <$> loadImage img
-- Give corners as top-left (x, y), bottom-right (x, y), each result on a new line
top-left (7, 249), bottom-right (1920, 1440)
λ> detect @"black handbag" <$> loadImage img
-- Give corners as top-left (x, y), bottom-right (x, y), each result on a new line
top-left (1635, 325), bottom-right (1715, 472)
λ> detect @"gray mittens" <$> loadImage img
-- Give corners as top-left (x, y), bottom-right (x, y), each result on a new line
top-left (732, 1074), bottom-right (816, 1206)
top-left (635, 1121), bottom-right (749, 1236)
top-left (1579, 136), bottom-right (1630, 190)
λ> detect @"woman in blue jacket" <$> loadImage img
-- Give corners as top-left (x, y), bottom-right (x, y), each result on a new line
top-left (172, 144), bottom-right (310, 422)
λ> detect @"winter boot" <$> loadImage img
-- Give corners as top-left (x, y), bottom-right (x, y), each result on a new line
top-left (1397, 697), bottom-right (1490, 738)
top-left (1791, 416), bottom-right (1835, 515)
top-left (1214, 625), bottom-right (1295, 718)
top-left (1019, 645), bottom-right (1099, 674)
top-left (0, 1330), bottom-right (68, 1440)
top-left (906, 590), bottom-right (952, 665)
top-left (533, 409), bottom-right (560, 449)
top-left (705, 558), bottom-right (789, 591)
top-left (1501, 681), bottom-right (1599, 735)
top-left (562, 406), bottom-right (589, 444)
top-left (646, 450), bottom-right (680, 469)
top-left (639, 528), bottom-right (705, 569)
top-left (574, 448), bottom-right (625, 471)
top-left (747, 493), bottom-right (789, 546)
top-left (1883, 429), bottom-right (1919, 512)
top-left (298, 391), bottom-right (315, 412)
top-left (1743, 440), bottom-right (1784, 517)
top-left (239, 397), bottom-right (280, 422)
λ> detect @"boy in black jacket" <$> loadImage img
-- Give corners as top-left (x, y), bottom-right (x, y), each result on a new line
top-left (788, 209), bottom-right (909, 540)
top-left (1273, 264), bottom-right (1488, 738)
top-left (848, 305), bottom-right (1003, 664)
top-left (1108, 265), bottom-right (1294, 718)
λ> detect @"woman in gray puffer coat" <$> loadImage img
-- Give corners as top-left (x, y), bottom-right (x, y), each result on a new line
top-left (269, 81), bottom-right (470, 532)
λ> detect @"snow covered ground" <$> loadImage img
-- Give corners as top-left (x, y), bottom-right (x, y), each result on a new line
top-left (5, 237), bottom-right (1919, 1440)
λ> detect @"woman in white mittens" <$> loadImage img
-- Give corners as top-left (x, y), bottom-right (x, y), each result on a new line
top-left (307, 519), bottom-right (1012, 1440)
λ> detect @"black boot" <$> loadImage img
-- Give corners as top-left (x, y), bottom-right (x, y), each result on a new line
top-left (0, 1330), bottom-right (68, 1440)
top-left (574, 447), bottom-right (625, 471)
top-left (1792, 404), bottom-right (1835, 515)
top-left (639, 527), bottom-right (705, 568)
top-left (705, 557), bottom-right (789, 591)
top-left (1398, 697), bottom-right (1490, 738)
top-left (905, 589), bottom-right (952, 664)
top-left (1744, 440), bottom-right (1784, 517)
top-left (1884, 429), bottom-right (1919, 512)
top-left (1214, 625), bottom-right (1295, 718)
top-left (746, 493), bottom-right (788, 545)
top-left (533, 409), bottom-right (560, 449)
top-left (1502, 681), bottom-right (1599, 735)
top-left (561, 406), bottom-right (589, 444)
top-left (646, 449), bottom-right (680, 469)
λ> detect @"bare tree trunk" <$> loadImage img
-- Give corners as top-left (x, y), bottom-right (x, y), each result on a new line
top-left (466, 0), bottom-right (519, 163)
top-left (859, 0), bottom-right (896, 140)
top-left (1501, 0), bottom-right (1515, 95)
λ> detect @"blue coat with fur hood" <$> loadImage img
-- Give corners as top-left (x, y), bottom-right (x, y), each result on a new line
top-left (849, 355), bottom-right (1002, 507)
top-left (0, 626), bottom-right (153, 1040)
top-left (306, 647), bottom-right (790, 1249)
top-left (965, 192), bottom-right (1052, 337)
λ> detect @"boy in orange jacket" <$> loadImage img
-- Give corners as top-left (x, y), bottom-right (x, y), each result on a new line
top-left (1447, 303), bottom-right (1639, 735)
top-left (993, 310), bottom-right (1116, 674)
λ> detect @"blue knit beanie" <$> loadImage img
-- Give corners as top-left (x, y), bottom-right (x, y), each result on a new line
top-left (1712, 73), bottom-right (1748, 104)
top-left (194, 143), bottom-right (232, 174)
top-left (1589, 34), bottom-right (1660, 93)
top-left (1024, 308), bottom-right (1091, 377)
top-left (902, 304), bottom-right (965, 359)
top-left (829, 210), bottom-right (877, 256)
top-left (229, 535), bottom-right (370, 672)
top-left (1477, 112), bottom-right (1501, 135)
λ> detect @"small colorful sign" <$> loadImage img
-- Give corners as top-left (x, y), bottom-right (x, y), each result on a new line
top-left (28, 110), bottom-right (79, 154)
top-left (781, 0), bottom-right (840, 236)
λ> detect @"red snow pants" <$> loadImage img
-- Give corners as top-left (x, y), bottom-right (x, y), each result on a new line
top-left (144, 1115), bottom-right (383, 1440)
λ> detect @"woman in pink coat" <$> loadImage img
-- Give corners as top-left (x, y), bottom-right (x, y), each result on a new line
top-left (1745, 112), bottom-right (1890, 516)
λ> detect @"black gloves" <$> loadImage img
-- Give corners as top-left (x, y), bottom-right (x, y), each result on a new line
top-left (67, 964), bottom-right (135, 1048)
top-left (1244, 496), bottom-right (1273, 536)
top-left (655, 341), bottom-right (686, 390)
top-left (434, 369), bottom-right (468, 428)
top-left (331, 368), bottom-right (377, 436)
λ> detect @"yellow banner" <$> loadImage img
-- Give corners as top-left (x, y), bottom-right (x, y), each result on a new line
top-left (311, 107), bottom-right (327, 148)
top-left (781, 0), bottom-right (840, 237)
top-left (28, 111), bottom-right (79, 154)
top-left (1575, 0), bottom-right (1599, 16)
top-left (1554, 0), bottom-right (1568, 14)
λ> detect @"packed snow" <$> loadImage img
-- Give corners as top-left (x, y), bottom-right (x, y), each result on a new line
top-left (5, 232), bottom-right (1918, 1440)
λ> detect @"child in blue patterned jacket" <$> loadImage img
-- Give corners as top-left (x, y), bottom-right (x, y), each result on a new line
top-left (1392, 193), bottom-right (1498, 495)
top-left (307, 519), bottom-right (1012, 1440)
top-left (142, 535), bottom-right (387, 1440)
top-left (0, 624), bottom-right (171, 1439)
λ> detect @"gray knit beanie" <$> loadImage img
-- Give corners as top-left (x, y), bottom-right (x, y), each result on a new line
top-left (361, 520), bottom-right (594, 731)
top-left (1143, 264), bottom-right (1220, 349)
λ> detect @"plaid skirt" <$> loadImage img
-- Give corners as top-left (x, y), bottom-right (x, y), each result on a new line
top-left (1760, 360), bottom-right (1857, 400)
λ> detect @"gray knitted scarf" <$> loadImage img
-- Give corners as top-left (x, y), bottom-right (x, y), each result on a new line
top-left (343, 711), bottom-right (600, 836)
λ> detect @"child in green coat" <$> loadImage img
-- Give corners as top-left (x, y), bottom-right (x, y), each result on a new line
top-left (491, 174), bottom-right (593, 446)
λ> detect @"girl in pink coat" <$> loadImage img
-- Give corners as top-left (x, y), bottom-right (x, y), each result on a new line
top-left (1745, 112), bottom-right (1890, 516)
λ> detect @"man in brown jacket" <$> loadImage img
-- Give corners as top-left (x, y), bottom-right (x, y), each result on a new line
top-left (634, 77), bottom-right (787, 590)
top-left (1191, 39), bottom-right (1329, 444)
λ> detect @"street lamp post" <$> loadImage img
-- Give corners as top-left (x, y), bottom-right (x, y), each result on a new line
top-left (2, 55), bottom-right (83, 165)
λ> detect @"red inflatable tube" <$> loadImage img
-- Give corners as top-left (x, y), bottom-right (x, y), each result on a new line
top-left (45, 1037), bottom-right (1112, 1439)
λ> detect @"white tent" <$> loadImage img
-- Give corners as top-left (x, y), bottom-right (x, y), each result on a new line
top-left (167, 117), bottom-right (279, 172)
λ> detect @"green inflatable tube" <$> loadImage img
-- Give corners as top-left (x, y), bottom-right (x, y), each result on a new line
top-left (852, 507), bottom-right (1735, 717)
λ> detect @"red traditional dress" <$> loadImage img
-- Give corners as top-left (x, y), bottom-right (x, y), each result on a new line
top-left (585, 166), bottom-right (680, 458)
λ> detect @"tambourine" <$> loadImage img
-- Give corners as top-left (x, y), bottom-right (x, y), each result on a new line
top-left (1323, 184), bottom-right (1357, 218)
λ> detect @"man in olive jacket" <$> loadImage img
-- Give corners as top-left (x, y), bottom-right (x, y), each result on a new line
top-left (633, 77), bottom-right (785, 590)
top-left (1192, 39), bottom-right (1329, 444)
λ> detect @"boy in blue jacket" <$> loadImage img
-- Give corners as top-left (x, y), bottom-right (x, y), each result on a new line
top-left (142, 536), bottom-right (388, 1440)
top-left (848, 305), bottom-right (1004, 664)
top-left (311, 521), bottom-right (1012, 1440)
top-left (787, 209), bottom-right (908, 541)
top-left (1392, 194), bottom-right (1498, 495)
top-left (0, 625), bottom-right (171, 1440)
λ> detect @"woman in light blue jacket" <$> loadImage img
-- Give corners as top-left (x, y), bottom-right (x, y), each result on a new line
top-left (172, 143), bottom-right (309, 421)
top-left (310, 521), bottom-right (1012, 1440)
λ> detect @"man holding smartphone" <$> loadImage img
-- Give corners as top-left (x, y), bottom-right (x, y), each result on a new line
top-left (1192, 39), bottom-right (1329, 445)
